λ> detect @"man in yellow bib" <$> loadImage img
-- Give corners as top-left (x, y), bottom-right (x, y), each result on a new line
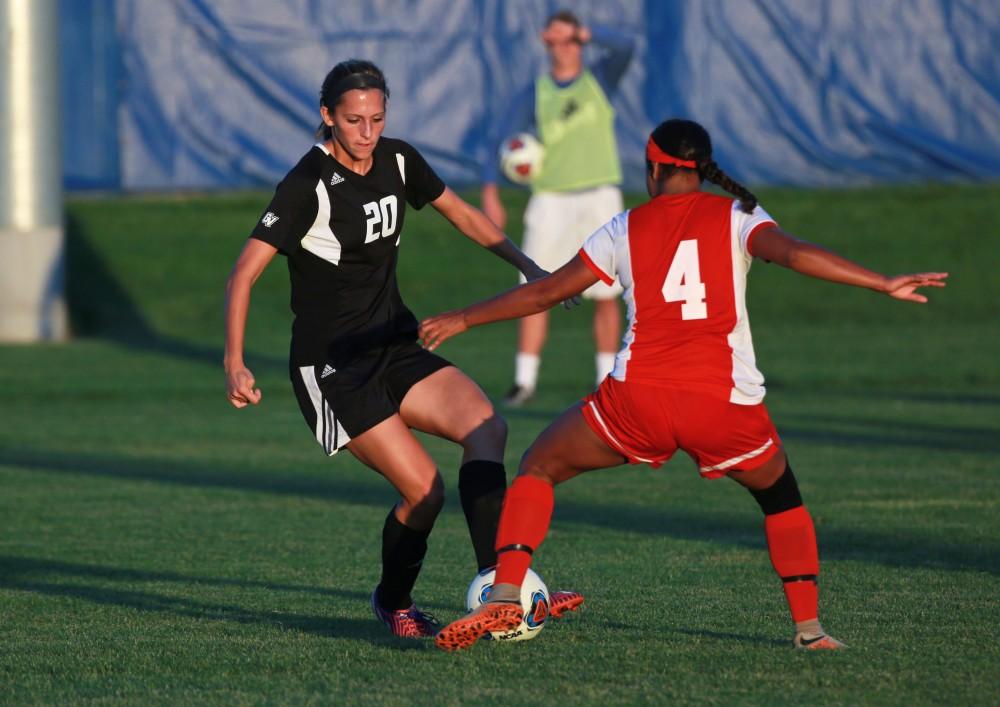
top-left (482, 9), bottom-right (635, 406)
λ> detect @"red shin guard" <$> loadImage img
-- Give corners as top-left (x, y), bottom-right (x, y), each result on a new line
top-left (764, 505), bottom-right (820, 623)
top-left (493, 475), bottom-right (555, 587)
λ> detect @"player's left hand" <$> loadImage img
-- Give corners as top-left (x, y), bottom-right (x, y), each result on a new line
top-left (420, 311), bottom-right (468, 351)
top-left (883, 271), bottom-right (948, 303)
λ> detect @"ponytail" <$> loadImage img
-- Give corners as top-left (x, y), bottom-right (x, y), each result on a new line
top-left (698, 159), bottom-right (758, 214)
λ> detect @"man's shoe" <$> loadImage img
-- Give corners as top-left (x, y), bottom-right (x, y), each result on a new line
top-left (502, 384), bottom-right (534, 407)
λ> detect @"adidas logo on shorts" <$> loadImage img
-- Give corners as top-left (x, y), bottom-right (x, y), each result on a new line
top-left (330, 172), bottom-right (345, 186)
top-left (321, 364), bottom-right (336, 378)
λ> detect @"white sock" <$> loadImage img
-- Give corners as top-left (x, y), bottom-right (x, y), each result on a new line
top-left (595, 352), bottom-right (616, 385)
top-left (515, 353), bottom-right (540, 390)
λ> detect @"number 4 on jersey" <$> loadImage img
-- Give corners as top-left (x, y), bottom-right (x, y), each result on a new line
top-left (661, 239), bottom-right (707, 320)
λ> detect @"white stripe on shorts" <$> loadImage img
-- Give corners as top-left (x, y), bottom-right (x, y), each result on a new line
top-left (699, 439), bottom-right (773, 473)
top-left (587, 401), bottom-right (656, 464)
top-left (299, 366), bottom-right (350, 455)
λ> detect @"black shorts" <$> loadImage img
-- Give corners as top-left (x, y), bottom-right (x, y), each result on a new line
top-left (290, 341), bottom-right (452, 455)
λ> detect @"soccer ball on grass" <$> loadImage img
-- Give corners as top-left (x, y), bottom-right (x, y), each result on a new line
top-left (465, 566), bottom-right (550, 641)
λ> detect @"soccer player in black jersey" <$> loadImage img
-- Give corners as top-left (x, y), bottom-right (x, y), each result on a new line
top-left (224, 59), bottom-right (582, 637)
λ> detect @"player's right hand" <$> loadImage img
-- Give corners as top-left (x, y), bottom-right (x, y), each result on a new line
top-left (419, 311), bottom-right (468, 351)
top-left (226, 367), bottom-right (262, 408)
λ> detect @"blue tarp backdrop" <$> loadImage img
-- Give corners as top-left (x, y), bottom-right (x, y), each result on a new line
top-left (62, 0), bottom-right (1000, 191)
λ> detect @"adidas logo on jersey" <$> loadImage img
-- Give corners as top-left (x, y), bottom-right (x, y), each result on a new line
top-left (321, 364), bottom-right (336, 378)
top-left (330, 172), bottom-right (345, 186)
top-left (261, 212), bottom-right (279, 228)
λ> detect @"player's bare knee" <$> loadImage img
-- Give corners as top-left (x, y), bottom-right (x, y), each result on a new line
top-left (518, 449), bottom-right (560, 484)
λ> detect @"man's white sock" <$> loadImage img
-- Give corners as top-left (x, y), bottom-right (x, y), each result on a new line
top-left (515, 353), bottom-right (540, 390)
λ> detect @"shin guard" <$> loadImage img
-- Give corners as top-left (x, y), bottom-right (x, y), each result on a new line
top-left (493, 475), bottom-right (554, 588)
top-left (764, 505), bottom-right (820, 623)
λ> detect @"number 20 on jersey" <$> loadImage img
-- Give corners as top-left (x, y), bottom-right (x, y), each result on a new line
top-left (363, 195), bottom-right (398, 243)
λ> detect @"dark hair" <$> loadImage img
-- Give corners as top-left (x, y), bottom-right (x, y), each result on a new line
top-left (316, 59), bottom-right (389, 140)
top-left (648, 119), bottom-right (758, 213)
top-left (546, 9), bottom-right (581, 28)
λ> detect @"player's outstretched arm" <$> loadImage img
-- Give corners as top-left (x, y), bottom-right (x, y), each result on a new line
top-left (431, 187), bottom-right (547, 281)
top-left (750, 226), bottom-right (948, 302)
top-left (224, 238), bottom-right (277, 408)
top-left (420, 255), bottom-right (598, 351)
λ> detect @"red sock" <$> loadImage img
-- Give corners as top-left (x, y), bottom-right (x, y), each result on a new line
top-left (764, 505), bottom-right (820, 624)
top-left (493, 475), bottom-right (554, 588)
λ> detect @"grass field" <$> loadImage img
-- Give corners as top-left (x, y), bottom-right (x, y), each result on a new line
top-left (1, 184), bottom-right (998, 705)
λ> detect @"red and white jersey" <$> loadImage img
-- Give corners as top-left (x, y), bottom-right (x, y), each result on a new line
top-left (579, 192), bottom-right (776, 404)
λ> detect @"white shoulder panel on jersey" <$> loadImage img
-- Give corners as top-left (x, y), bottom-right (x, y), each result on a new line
top-left (731, 201), bottom-right (776, 260)
top-left (396, 153), bottom-right (405, 184)
top-left (581, 209), bottom-right (630, 280)
top-left (301, 180), bottom-right (343, 265)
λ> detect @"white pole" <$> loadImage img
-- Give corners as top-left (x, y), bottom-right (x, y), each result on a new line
top-left (0, 0), bottom-right (67, 341)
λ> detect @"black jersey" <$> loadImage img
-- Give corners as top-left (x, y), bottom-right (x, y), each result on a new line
top-left (251, 137), bottom-right (446, 366)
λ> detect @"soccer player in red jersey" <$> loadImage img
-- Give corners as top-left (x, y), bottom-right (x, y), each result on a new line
top-left (421, 119), bottom-right (948, 651)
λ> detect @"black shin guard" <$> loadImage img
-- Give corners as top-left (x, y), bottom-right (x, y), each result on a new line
top-left (458, 460), bottom-right (507, 570)
top-left (377, 510), bottom-right (430, 611)
top-left (749, 462), bottom-right (804, 516)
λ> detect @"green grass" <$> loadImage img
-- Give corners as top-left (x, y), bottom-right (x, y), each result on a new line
top-left (1, 184), bottom-right (998, 705)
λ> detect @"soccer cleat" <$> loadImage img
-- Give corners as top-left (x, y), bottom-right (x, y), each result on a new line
top-left (502, 384), bottom-right (535, 407)
top-left (549, 590), bottom-right (585, 619)
top-left (794, 632), bottom-right (848, 650)
top-left (371, 589), bottom-right (440, 638)
top-left (435, 602), bottom-right (523, 652)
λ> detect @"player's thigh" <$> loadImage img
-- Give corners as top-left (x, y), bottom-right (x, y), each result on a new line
top-left (399, 366), bottom-right (503, 446)
top-left (346, 414), bottom-right (443, 507)
top-left (519, 402), bottom-right (627, 484)
top-left (727, 446), bottom-right (788, 491)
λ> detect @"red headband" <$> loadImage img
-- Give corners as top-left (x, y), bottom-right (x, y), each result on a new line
top-left (645, 137), bottom-right (698, 169)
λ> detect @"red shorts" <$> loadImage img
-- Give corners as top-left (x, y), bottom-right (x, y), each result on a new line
top-left (581, 377), bottom-right (781, 478)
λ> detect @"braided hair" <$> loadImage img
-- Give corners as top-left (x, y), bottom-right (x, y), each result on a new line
top-left (648, 119), bottom-right (758, 214)
top-left (316, 59), bottom-right (389, 140)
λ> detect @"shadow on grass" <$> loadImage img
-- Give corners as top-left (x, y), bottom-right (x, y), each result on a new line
top-left (2, 447), bottom-right (996, 577)
top-left (779, 415), bottom-right (1000, 455)
top-left (0, 555), bottom-right (365, 600)
top-left (551, 500), bottom-right (999, 577)
top-left (0, 555), bottom-right (433, 649)
top-left (64, 211), bottom-right (284, 371)
top-left (0, 447), bottom-right (394, 507)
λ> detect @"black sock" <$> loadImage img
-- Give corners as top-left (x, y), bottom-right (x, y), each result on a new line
top-left (376, 509), bottom-right (431, 611)
top-left (458, 460), bottom-right (507, 570)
